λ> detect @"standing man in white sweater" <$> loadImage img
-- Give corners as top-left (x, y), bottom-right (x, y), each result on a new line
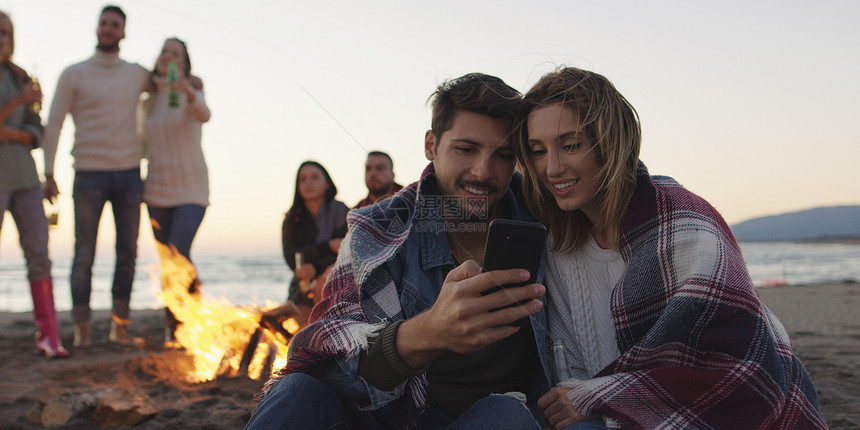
top-left (42, 5), bottom-right (150, 347)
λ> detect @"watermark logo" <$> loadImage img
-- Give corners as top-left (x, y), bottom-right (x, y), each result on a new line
top-left (369, 195), bottom-right (490, 234)
top-left (415, 220), bottom-right (488, 233)
top-left (421, 195), bottom-right (489, 221)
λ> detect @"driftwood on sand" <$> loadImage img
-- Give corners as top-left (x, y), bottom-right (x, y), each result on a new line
top-left (25, 387), bottom-right (157, 427)
top-left (26, 391), bottom-right (96, 426)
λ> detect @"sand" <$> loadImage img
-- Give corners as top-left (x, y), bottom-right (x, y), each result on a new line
top-left (0, 282), bottom-right (857, 429)
top-left (757, 282), bottom-right (860, 429)
top-left (0, 309), bottom-right (265, 429)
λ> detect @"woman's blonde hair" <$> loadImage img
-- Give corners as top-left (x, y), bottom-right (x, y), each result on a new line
top-left (514, 67), bottom-right (641, 252)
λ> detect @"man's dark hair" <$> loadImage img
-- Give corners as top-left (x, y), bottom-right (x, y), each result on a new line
top-left (101, 5), bottom-right (126, 22)
top-left (367, 151), bottom-right (394, 170)
top-left (428, 73), bottom-right (521, 142)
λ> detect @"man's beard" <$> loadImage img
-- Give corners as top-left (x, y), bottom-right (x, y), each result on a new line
top-left (368, 182), bottom-right (391, 197)
top-left (96, 41), bottom-right (120, 52)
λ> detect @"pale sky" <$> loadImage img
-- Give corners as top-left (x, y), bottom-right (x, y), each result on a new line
top-left (1, 0), bottom-right (858, 260)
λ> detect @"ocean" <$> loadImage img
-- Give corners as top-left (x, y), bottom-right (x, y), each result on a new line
top-left (1, 242), bottom-right (859, 313)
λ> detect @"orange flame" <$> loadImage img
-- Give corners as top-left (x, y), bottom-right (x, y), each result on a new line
top-left (152, 243), bottom-right (296, 382)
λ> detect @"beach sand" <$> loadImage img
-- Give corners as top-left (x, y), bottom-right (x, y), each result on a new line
top-left (757, 282), bottom-right (860, 429)
top-left (0, 282), bottom-right (857, 429)
top-left (0, 309), bottom-right (264, 429)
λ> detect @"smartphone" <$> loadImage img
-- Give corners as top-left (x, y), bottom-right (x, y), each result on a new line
top-left (481, 219), bottom-right (547, 326)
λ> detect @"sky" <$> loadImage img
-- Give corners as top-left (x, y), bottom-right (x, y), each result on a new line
top-left (1, 0), bottom-right (858, 260)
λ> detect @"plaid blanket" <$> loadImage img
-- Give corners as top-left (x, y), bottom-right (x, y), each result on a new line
top-left (559, 162), bottom-right (825, 429)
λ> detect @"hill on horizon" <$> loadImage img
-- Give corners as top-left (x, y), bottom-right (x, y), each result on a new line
top-left (730, 205), bottom-right (860, 242)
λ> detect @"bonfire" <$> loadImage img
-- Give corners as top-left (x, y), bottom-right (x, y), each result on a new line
top-left (154, 243), bottom-right (298, 382)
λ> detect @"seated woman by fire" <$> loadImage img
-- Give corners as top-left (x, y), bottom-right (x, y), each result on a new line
top-left (267, 161), bottom-right (349, 327)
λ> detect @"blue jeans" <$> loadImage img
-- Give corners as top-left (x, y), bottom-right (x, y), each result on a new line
top-left (0, 186), bottom-right (51, 280)
top-left (147, 204), bottom-right (206, 260)
top-left (245, 373), bottom-right (541, 430)
top-left (70, 168), bottom-right (142, 322)
top-left (148, 204), bottom-right (206, 331)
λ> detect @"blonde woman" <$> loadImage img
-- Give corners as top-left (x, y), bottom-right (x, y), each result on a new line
top-left (515, 67), bottom-right (824, 429)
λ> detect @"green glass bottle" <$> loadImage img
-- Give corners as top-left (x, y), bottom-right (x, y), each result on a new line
top-left (167, 61), bottom-right (180, 108)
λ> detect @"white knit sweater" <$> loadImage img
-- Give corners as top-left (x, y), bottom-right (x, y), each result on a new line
top-left (545, 234), bottom-right (626, 381)
top-left (141, 78), bottom-right (211, 207)
top-left (42, 50), bottom-right (150, 174)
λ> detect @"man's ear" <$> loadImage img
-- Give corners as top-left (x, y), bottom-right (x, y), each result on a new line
top-left (424, 130), bottom-right (436, 161)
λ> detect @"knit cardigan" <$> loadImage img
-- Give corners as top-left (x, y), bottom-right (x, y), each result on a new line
top-left (142, 78), bottom-right (211, 207)
top-left (558, 162), bottom-right (825, 429)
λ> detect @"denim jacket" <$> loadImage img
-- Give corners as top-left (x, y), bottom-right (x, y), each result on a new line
top-left (279, 165), bottom-right (551, 426)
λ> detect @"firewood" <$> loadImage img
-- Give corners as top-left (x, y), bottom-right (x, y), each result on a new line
top-left (24, 402), bottom-right (43, 425)
top-left (40, 392), bottom-right (97, 426)
top-left (93, 387), bottom-right (157, 427)
top-left (238, 327), bottom-right (264, 375)
top-left (262, 341), bottom-right (279, 378)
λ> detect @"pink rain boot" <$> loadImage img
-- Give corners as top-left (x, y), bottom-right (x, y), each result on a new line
top-left (30, 278), bottom-right (70, 358)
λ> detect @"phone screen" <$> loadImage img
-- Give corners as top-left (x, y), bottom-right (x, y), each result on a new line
top-left (481, 219), bottom-right (547, 326)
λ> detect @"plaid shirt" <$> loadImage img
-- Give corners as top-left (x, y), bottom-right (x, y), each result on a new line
top-left (559, 162), bottom-right (825, 429)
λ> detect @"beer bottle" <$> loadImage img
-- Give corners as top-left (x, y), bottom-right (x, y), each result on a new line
top-left (167, 61), bottom-right (180, 108)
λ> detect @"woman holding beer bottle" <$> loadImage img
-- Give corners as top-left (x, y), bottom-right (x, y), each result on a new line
top-left (277, 161), bottom-right (349, 327)
top-left (0, 10), bottom-right (68, 358)
top-left (141, 37), bottom-right (211, 342)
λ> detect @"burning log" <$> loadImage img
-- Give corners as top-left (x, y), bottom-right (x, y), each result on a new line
top-left (238, 326), bottom-right (265, 375)
top-left (260, 313), bottom-right (296, 343)
top-left (237, 313), bottom-right (295, 377)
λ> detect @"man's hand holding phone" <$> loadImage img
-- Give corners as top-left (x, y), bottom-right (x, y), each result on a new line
top-left (396, 260), bottom-right (545, 369)
top-left (481, 219), bottom-right (547, 326)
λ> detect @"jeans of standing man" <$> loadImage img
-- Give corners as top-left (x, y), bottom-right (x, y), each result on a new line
top-left (245, 373), bottom-right (541, 430)
top-left (70, 168), bottom-right (142, 322)
top-left (147, 204), bottom-right (206, 260)
top-left (0, 186), bottom-right (51, 280)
